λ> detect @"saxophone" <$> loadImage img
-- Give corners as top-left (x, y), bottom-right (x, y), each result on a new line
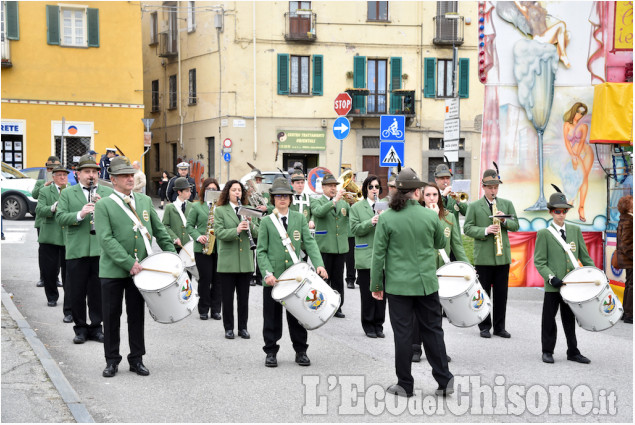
top-left (201, 204), bottom-right (216, 255)
top-left (492, 198), bottom-right (503, 257)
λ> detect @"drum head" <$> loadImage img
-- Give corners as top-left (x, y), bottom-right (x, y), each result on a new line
top-left (437, 262), bottom-right (476, 298)
top-left (135, 252), bottom-right (185, 291)
top-left (272, 262), bottom-right (311, 299)
top-left (561, 267), bottom-right (607, 303)
top-left (178, 241), bottom-right (196, 268)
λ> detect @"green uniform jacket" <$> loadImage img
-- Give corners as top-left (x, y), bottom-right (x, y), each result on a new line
top-left (36, 184), bottom-right (66, 246)
top-left (186, 202), bottom-right (216, 254)
top-left (213, 204), bottom-right (259, 273)
top-left (56, 184), bottom-right (113, 259)
top-left (371, 200), bottom-right (446, 295)
top-left (162, 201), bottom-right (193, 248)
top-left (310, 195), bottom-right (350, 254)
top-left (349, 199), bottom-right (377, 270)
top-left (464, 197), bottom-right (519, 265)
top-left (256, 211), bottom-right (324, 287)
top-left (290, 193), bottom-right (312, 223)
top-left (436, 212), bottom-right (469, 268)
top-left (33, 179), bottom-right (46, 229)
top-left (94, 192), bottom-right (175, 278)
top-left (443, 195), bottom-right (468, 223)
top-left (534, 223), bottom-right (594, 292)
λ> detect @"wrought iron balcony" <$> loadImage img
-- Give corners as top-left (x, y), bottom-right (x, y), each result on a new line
top-left (433, 15), bottom-right (464, 46)
top-left (158, 31), bottom-right (177, 58)
top-left (1, 33), bottom-right (11, 68)
top-left (284, 11), bottom-right (317, 42)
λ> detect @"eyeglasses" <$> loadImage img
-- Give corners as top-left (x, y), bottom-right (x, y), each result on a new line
top-left (552, 209), bottom-right (569, 215)
top-left (274, 195), bottom-right (289, 199)
top-left (368, 184), bottom-right (381, 189)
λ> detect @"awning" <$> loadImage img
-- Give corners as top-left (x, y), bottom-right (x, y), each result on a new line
top-left (590, 82), bottom-right (633, 145)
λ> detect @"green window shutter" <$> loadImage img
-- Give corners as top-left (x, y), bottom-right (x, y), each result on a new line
top-left (6, 2), bottom-right (19, 40)
top-left (424, 57), bottom-right (436, 98)
top-left (353, 56), bottom-right (366, 113)
top-left (277, 54), bottom-right (289, 95)
top-left (312, 55), bottom-right (323, 96)
top-left (87, 8), bottom-right (99, 47)
top-left (389, 57), bottom-right (402, 114)
top-left (46, 5), bottom-right (60, 45)
top-left (458, 58), bottom-right (469, 98)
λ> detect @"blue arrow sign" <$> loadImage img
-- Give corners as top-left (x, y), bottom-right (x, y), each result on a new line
top-left (332, 116), bottom-right (350, 140)
top-left (223, 152), bottom-right (231, 162)
top-left (380, 141), bottom-right (405, 167)
top-left (380, 115), bottom-right (405, 141)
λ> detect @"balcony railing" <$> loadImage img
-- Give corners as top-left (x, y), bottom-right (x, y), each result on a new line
top-left (346, 90), bottom-right (415, 118)
top-left (158, 31), bottom-right (177, 58)
top-left (1, 33), bottom-right (11, 68)
top-left (433, 15), bottom-right (464, 46)
top-left (284, 11), bottom-right (316, 42)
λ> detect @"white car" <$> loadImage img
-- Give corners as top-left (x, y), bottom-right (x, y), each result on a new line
top-left (1, 162), bottom-right (37, 220)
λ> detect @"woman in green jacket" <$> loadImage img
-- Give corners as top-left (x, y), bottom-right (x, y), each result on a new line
top-left (349, 175), bottom-right (386, 338)
top-left (186, 178), bottom-right (221, 321)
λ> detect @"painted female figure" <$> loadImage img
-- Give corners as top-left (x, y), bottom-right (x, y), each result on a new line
top-left (563, 102), bottom-right (593, 222)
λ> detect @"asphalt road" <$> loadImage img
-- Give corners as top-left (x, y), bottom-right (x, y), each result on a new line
top-left (1, 214), bottom-right (632, 422)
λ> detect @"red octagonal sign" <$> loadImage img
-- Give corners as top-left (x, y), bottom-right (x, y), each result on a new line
top-left (334, 92), bottom-right (352, 116)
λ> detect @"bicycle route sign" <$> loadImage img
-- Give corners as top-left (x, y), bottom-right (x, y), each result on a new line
top-left (379, 115), bottom-right (405, 141)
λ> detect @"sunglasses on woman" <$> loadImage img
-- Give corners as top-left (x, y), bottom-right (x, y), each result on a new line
top-left (368, 184), bottom-right (381, 189)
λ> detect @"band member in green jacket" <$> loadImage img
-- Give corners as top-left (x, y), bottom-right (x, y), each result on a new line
top-left (214, 180), bottom-right (259, 340)
top-left (161, 177), bottom-right (193, 252)
top-left (289, 171), bottom-right (314, 229)
top-left (94, 156), bottom-right (175, 378)
top-left (56, 155), bottom-right (112, 344)
top-left (434, 163), bottom-right (468, 230)
top-left (186, 178), bottom-right (222, 321)
top-left (37, 165), bottom-right (70, 320)
top-left (349, 175), bottom-right (386, 339)
top-left (371, 168), bottom-right (453, 398)
top-left (257, 178), bottom-right (327, 368)
top-left (310, 173), bottom-right (349, 318)
top-left (534, 189), bottom-right (594, 365)
top-left (464, 167), bottom-right (519, 339)
top-left (34, 156), bottom-right (62, 288)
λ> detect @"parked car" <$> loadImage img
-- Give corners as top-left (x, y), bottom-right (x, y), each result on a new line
top-left (21, 167), bottom-right (78, 186)
top-left (1, 162), bottom-right (37, 220)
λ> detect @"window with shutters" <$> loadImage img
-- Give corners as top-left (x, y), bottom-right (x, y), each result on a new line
top-left (46, 5), bottom-right (98, 47)
top-left (425, 57), bottom-right (469, 99)
top-left (151, 80), bottom-right (159, 112)
top-left (60, 6), bottom-right (87, 47)
top-left (278, 53), bottom-right (322, 96)
top-left (367, 1), bottom-right (388, 21)
top-left (168, 75), bottom-right (177, 109)
top-left (149, 12), bottom-right (158, 44)
top-left (188, 69), bottom-right (197, 105)
top-left (436, 59), bottom-right (454, 98)
top-left (367, 59), bottom-right (387, 113)
top-left (290, 55), bottom-right (310, 95)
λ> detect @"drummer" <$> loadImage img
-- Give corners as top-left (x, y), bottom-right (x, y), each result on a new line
top-left (256, 178), bottom-right (327, 367)
top-left (370, 168), bottom-right (453, 398)
top-left (534, 189), bottom-right (594, 364)
top-left (94, 156), bottom-right (175, 378)
top-left (161, 177), bottom-right (193, 252)
top-left (412, 182), bottom-right (469, 363)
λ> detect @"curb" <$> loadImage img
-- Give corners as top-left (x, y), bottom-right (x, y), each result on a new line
top-left (1, 287), bottom-right (95, 423)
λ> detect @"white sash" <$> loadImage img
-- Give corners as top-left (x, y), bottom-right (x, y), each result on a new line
top-left (547, 226), bottom-right (579, 269)
top-left (438, 249), bottom-right (451, 265)
top-left (109, 194), bottom-right (154, 255)
top-left (269, 213), bottom-right (300, 265)
top-left (175, 201), bottom-right (187, 226)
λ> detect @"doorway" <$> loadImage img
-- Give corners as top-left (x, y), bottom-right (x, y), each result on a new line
top-left (362, 155), bottom-right (387, 193)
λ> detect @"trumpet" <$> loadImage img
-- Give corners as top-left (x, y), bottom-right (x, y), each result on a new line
top-left (336, 170), bottom-right (363, 205)
top-left (449, 191), bottom-right (469, 203)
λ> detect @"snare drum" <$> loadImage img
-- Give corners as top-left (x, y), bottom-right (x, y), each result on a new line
top-left (271, 262), bottom-right (341, 330)
top-left (437, 261), bottom-right (491, 327)
top-left (561, 267), bottom-right (623, 332)
top-left (133, 252), bottom-right (199, 324)
top-left (178, 241), bottom-right (199, 280)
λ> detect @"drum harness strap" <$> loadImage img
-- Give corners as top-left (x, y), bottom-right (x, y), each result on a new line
top-left (438, 249), bottom-right (451, 265)
top-left (109, 194), bottom-right (154, 256)
top-left (546, 226), bottom-right (579, 269)
top-left (269, 214), bottom-right (300, 265)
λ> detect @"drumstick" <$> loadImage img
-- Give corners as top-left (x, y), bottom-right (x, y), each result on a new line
top-left (275, 276), bottom-right (303, 283)
top-left (437, 274), bottom-right (472, 280)
top-left (143, 267), bottom-right (180, 278)
top-left (563, 280), bottom-right (602, 285)
top-left (181, 245), bottom-right (194, 261)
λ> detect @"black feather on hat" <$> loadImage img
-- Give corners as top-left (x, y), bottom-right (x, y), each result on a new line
top-left (443, 155), bottom-right (453, 174)
top-left (550, 184), bottom-right (563, 193)
top-left (397, 159), bottom-right (402, 174)
top-left (493, 162), bottom-right (500, 179)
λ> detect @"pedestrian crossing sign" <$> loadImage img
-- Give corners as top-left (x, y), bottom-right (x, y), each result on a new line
top-left (379, 141), bottom-right (405, 167)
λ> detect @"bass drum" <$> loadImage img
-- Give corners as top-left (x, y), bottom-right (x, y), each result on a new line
top-left (271, 262), bottom-right (341, 330)
top-left (437, 261), bottom-right (491, 327)
top-left (178, 240), bottom-right (199, 280)
top-left (561, 266), bottom-right (623, 332)
top-left (133, 252), bottom-right (199, 324)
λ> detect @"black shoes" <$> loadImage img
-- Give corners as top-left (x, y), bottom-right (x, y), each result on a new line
top-left (295, 352), bottom-right (311, 366)
top-left (412, 352), bottom-right (422, 363)
top-left (542, 353), bottom-right (554, 363)
top-left (624, 316), bottom-right (633, 324)
top-left (225, 330), bottom-right (235, 339)
top-left (386, 384), bottom-right (413, 398)
top-left (480, 329), bottom-right (491, 338)
top-left (436, 385), bottom-right (455, 397)
top-left (238, 329), bottom-right (250, 339)
top-left (366, 332), bottom-right (377, 338)
top-left (130, 362), bottom-right (150, 376)
top-left (494, 330), bottom-right (511, 338)
top-left (200, 314), bottom-right (208, 320)
top-left (265, 353), bottom-right (277, 368)
top-left (47, 301), bottom-right (57, 307)
top-left (102, 364), bottom-right (118, 378)
top-left (56, 280), bottom-right (63, 287)
top-left (334, 311), bottom-right (345, 318)
top-left (88, 332), bottom-right (105, 343)
top-left (63, 315), bottom-right (73, 323)
top-left (211, 312), bottom-right (222, 320)
top-left (73, 334), bottom-right (86, 344)
top-left (347, 281), bottom-right (355, 289)
top-left (567, 354), bottom-right (591, 364)
top-left (36, 280), bottom-right (44, 287)
top-left (376, 331), bottom-right (385, 338)
top-left (249, 278), bottom-right (258, 286)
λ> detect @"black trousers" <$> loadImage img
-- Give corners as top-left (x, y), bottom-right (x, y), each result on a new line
top-left (624, 268), bottom-right (633, 319)
top-left (357, 269), bottom-right (385, 334)
top-left (345, 237), bottom-right (356, 283)
top-left (476, 264), bottom-right (510, 333)
top-left (101, 277), bottom-right (145, 366)
top-left (321, 252), bottom-right (346, 312)
top-left (195, 252), bottom-right (222, 315)
top-left (39, 243), bottom-right (70, 315)
top-left (218, 272), bottom-right (250, 331)
top-left (387, 293), bottom-right (453, 394)
top-left (541, 291), bottom-right (580, 356)
top-left (67, 257), bottom-right (102, 337)
top-left (262, 286), bottom-right (308, 354)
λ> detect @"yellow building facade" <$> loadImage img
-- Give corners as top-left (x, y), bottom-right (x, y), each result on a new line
top-left (142, 1), bottom-right (483, 196)
top-left (1, 1), bottom-right (144, 169)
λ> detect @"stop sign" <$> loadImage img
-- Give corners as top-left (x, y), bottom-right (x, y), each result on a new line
top-left (334, 92), bottom-right (353, 116)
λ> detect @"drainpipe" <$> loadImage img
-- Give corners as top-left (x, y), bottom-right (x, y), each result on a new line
top-left (253, 0), bottom-right (258, 161)
top-left (177, 4), bottom-right (184, 150)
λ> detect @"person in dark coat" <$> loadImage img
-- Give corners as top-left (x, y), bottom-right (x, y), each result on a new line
top-left (616, 195), bottom-right (633, 324)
